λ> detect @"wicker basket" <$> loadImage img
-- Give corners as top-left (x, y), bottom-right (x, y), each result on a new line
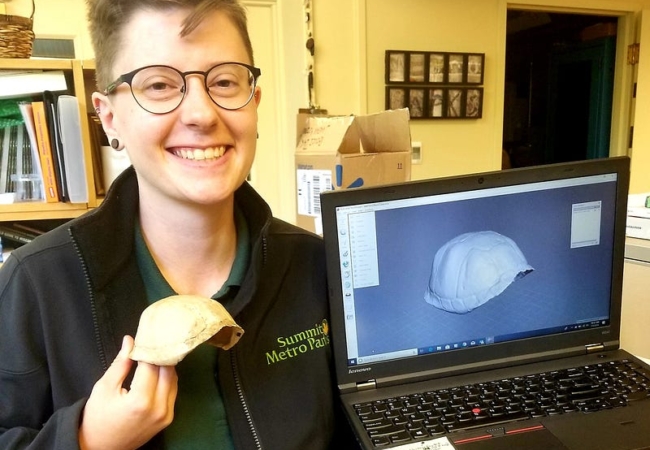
top-left (0, 0), bottom-right (35, 59)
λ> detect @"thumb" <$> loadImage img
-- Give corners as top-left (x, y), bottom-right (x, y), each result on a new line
top-left (105, 335), bottom-right (135, 388)
top-left (118, 335), bottom-right (135, 358)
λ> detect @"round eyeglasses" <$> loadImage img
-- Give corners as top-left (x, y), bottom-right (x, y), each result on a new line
top-left (104, 62), bottom-right (262, 115)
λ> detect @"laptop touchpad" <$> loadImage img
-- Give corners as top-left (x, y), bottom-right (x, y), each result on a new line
top-left (543, 401), bottom-right (650, 450)
top-left (452, 426), bottom-right (568, 450)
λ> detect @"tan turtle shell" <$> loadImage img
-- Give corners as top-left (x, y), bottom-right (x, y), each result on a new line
top-left (130, 294), bottom-right (244, 366)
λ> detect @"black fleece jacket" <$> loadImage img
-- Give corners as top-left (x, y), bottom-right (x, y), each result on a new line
top-left (0, 168), bottom-right (349, 449)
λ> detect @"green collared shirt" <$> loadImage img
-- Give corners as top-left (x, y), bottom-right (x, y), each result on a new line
top-left (134, 208), bottom-right (249, 450)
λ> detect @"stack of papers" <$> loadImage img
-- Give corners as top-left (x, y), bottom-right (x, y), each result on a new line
top-left (0, 71), bottom-right (67, 100)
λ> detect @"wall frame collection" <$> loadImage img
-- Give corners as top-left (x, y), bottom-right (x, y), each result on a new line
top-left (385, 50), bottom-right (485, 119)
top-left (386, 86), bottom-right (484, 119)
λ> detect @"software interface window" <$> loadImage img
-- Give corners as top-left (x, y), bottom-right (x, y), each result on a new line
top-left (335, 175), bottom-right (618, 365)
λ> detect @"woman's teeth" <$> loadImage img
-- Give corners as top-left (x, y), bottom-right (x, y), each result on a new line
top-left (173, 146), bottom-right (226, 160)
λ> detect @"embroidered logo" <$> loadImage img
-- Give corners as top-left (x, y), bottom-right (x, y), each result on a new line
top-left (266, 319), bottom-right (330, 365)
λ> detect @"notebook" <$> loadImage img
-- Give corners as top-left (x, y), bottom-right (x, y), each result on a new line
top-left (321, 156), bottom-right (650, 450)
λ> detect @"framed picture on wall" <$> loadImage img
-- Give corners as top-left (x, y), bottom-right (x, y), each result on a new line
top-left (409, 53), bottom-right (426, 83)
top-left (409, 88), bottom-right (426, 118)
top-left (429, 88), bottom-right (444, 118)
top-left (385, 50), bottom-right (485, 119)
top-left (387, 51), bottom-right (406, 83)
top-left (467, 53), bottom-right (485, 84)
top-left (448, 54), bottom-right (464, 83)
top-left (386, 86), bottom-right (407, 110)
top-left (466, 87), bottom-right (483, 118)
top-left (386, 50), bottom-right (485, 86)
top-left (428, 53), bottom-right (446, 83)
top-left (447, 88), bottom-right (464, 117)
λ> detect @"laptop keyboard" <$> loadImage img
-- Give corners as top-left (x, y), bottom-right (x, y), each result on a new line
top-left (354, 359), bottom-right (650, 447)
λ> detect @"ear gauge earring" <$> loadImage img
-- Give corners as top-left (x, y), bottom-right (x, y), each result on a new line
top-left (110, 138), bottom-right (120, 150)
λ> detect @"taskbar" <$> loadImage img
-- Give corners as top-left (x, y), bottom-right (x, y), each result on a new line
top-left (347, 319), bottom-right (609, 366)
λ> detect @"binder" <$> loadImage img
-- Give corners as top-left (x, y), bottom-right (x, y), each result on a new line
top-left (57, 95), bottom-right (89, 203)
top-left (0, 123), bottom-right (43, 202)
top-left (29, 101), bottom-right (60, 202)
top-left (18, 102), bottom-right (46, 202)
top-left (43, 91), bottom-right (68, 201)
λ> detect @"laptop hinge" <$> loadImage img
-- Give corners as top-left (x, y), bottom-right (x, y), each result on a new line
top-left (356, 379), bottom-right (377, 391)
top-left (586, 343), bottom-right (605, 354)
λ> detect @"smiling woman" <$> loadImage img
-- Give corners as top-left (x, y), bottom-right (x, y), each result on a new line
top-left (0, 1), bottom-right (349, 449)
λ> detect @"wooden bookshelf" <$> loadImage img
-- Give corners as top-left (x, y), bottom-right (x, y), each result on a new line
top-left (0, 57), bottom-right (100, 222)
top-left (0, 58), bottom-right (72, 71)
top-left (0, 202), bottom-right (89, 221)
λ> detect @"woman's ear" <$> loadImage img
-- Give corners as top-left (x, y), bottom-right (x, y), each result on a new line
top-left (253, 86), bottom-right (262, 106)
top-left (92, 92), bottom-right (118, 140)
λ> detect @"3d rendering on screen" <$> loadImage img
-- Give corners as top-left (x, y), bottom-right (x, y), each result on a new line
top-left (424, 230), bottom-right (534, 314)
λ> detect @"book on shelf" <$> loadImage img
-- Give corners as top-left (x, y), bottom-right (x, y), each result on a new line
top-left (17, 102), bottom-right (46, 201)
top-left (11, 221), bottom-right (47, 236)
top-left (43, 90), bottom-right (69, 202)
top-left (57, 95), bottom-right (89, 203)
top-left (0, 223), bottom-right (38, 248)
top-left (31, 101), bottom-right (61, 202)
top-left (0, 122), bottom-right (45, 203)
top-left (0, 70), bottom-right (68, 100)
top-left (87, 113), bottom-right (107, 196)
top-left (0, 221), bottom-right (64, 262)
top-left (0, 95), bottom-right (91, 205)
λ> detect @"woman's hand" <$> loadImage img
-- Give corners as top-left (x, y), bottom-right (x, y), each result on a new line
top-left (78, 335), bottom-right (178, 450)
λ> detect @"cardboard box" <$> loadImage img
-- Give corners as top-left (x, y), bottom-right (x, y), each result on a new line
top-left (626, 193), bottom-right (650, 240)
top-left (295, 108), bottom-right (412, 234)
top-left (627, 207), bottom-right (650, 240)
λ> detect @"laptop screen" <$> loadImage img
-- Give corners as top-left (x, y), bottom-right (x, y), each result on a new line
top-left (321, 157), bottom-right (630, 387)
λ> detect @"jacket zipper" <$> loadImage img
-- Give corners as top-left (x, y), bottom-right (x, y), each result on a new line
top-left (69, 229), bottom-right (109, 371)
top-left (261, 235), bottom-right (268, 265)
top-left (231, 349), bottom-right (262, 449)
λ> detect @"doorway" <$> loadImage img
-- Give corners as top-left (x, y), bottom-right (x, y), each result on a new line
top-left (503, 11), bottom-right (618, 168)
top-left (244, 0), bottom-right (307, 224)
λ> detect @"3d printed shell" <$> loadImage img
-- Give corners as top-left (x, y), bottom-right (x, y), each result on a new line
top-left (424, 231), bottom-right (534, 314)
top-left (130, 295), bottom-right (244, 366)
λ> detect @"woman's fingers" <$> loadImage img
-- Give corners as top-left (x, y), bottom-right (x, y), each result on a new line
top-left (78, 336), bottom-right (178, 450)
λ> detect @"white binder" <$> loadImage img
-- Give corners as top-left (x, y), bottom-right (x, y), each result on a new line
top-left (57, 95), bottom-right (89, 203)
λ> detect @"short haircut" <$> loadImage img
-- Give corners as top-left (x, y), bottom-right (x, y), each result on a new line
top-left (86, 0), bottom-right (254, 91)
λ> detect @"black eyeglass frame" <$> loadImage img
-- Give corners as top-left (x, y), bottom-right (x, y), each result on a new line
top-left (104, 62), bottom-right (262, 114)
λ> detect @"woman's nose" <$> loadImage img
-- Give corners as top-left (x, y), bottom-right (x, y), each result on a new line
top-left (178, 76), bottom-right (221, 127)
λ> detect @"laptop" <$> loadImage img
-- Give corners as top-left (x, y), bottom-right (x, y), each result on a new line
top-left (321, 156), bottom-right (650, 450)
